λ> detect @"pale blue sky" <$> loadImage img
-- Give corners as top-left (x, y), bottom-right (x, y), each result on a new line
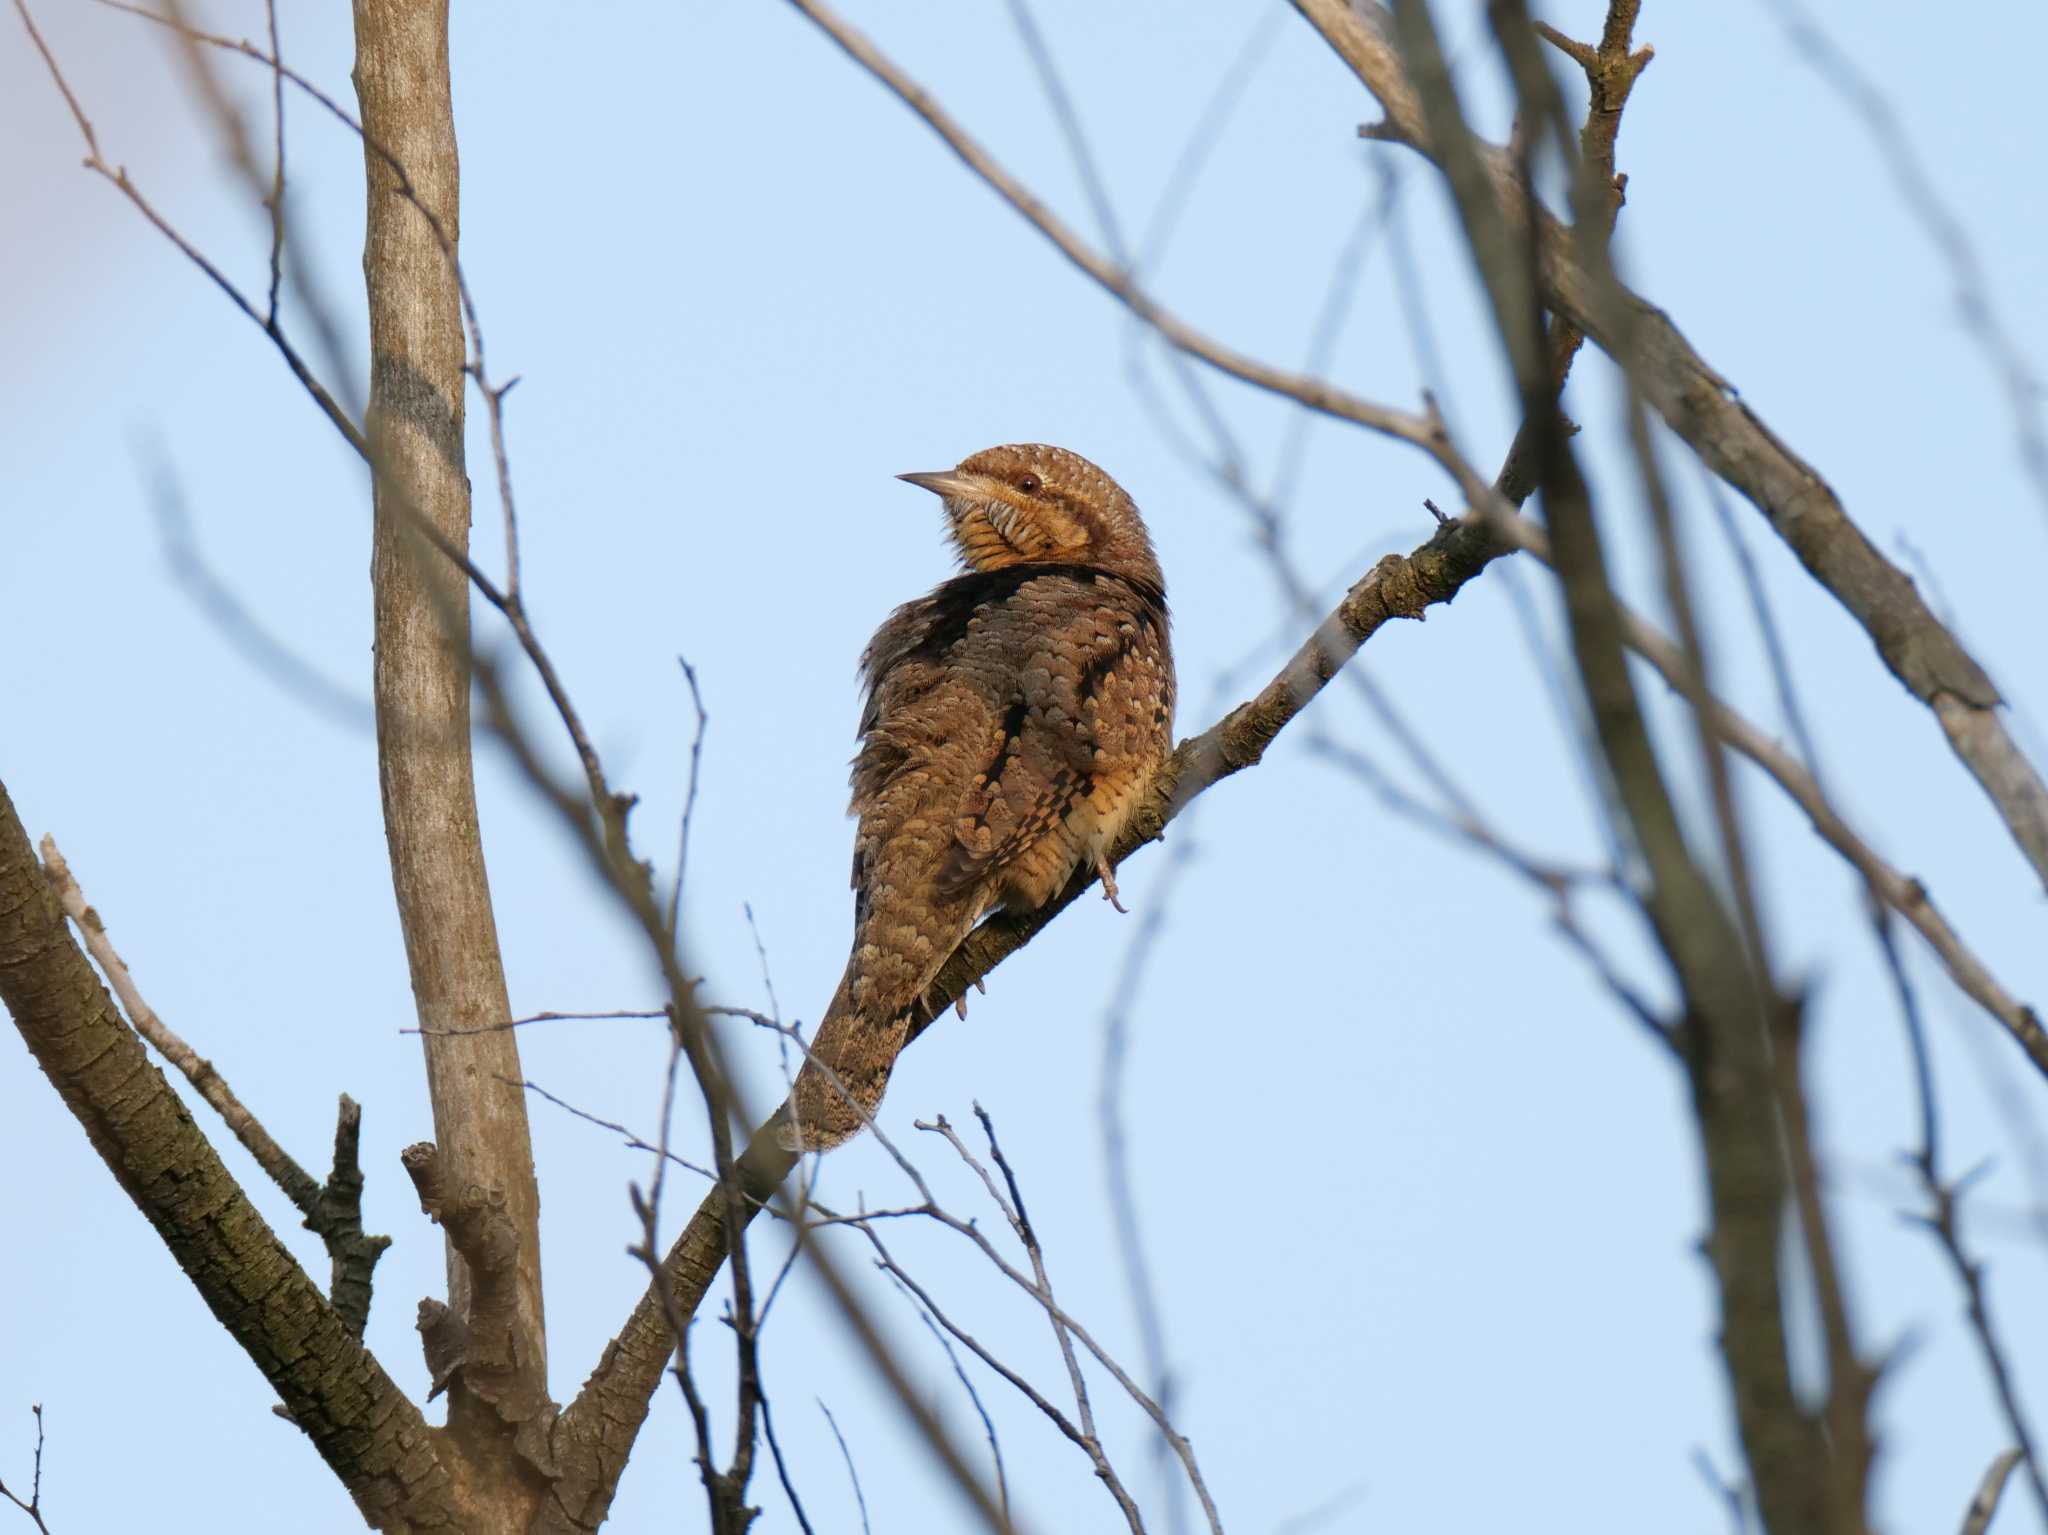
top-left (5, 2), bottom-right (2047, 1532)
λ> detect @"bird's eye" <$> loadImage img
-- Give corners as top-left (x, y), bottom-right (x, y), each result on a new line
top-left (1017, 474), bottom-right (1041, 495)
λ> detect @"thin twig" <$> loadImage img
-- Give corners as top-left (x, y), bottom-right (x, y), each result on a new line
top-left (1690, 1447), bottom-right (1754, 1535)
top-left (817, 1401), bottom-right (872, 1535)
top-left (915, 1114), bottom-right (1221, 1534)
top-left (668, 657), bottom-right (710, 937)
top-left (1489, 516), bottom-right (2046, 1074)
top-left (1135, 6), bottom-right (1287, 273)
top-left (141, 446), bottom-right (372, 728)
top-left (742, 902), bottom-right (796, 1083)
top-left (758, 1392), bottom-right (817, 1535)
top-left (783, 0), bottom-right (1462, 474)
top-left (261, 0), bottom-right (283, 322)
top-left (406, 1007), bottom-right (669, 1036)
top-left (884, 1272), bottom-right (1012, 1529)
top-left (0, 1406), bottom-right (50, 1535)
top-left (668, 1322), bottom-right (719, 1524)
top-left (13, 0), bottom-right (364, 455)
top-left (82, 1), bottom-right (645, 897)
top-left (1305, 731), bottom-right (1671, 1047)
top-left (1272, 1479), bottom-right (1369, 1535)
top-left (1766, 0), bottom-right (2048, 530)
top-left (519, 1076), bottom-right (717, 1185)
top-left (1003, 0), bottom-right (1249, 501)
top-left (859, 1215), bottom-right (1133, 1533)
top-left (970, 1107), bottom-right (1108, 1506)
top-left (626, 1033), bottom-right (756, 1535)
top-left (1959, 1449), bottom-right (2024, 1535)
top-left (1886, 921), bottom-right (2048, 1527)
top-left (1098, 825), bottom-right (1198, 1532)
top-left (38, 837), bottom-right (391, 1331)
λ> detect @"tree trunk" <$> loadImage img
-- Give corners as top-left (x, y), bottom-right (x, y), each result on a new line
top-left (352, 0), bottom-right (552, 1515)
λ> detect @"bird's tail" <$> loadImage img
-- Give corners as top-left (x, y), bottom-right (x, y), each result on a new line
top-left (781, 898), bottom-right (981, 1151)
top-left (779, 967), bottom-right (900, 1152)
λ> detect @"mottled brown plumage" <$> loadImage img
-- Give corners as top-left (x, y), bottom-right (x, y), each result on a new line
top-left (783, 444), bottom-right (1175, 1151)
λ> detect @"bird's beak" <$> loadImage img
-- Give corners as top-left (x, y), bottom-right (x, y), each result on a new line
top-left (897, 470), bottom-right (975, 499)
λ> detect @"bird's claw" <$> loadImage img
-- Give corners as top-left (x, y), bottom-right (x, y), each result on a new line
top-left (951, 978), bottom-right (989, 1021)
top-left (1096, 856), bottom-right (1128, 914)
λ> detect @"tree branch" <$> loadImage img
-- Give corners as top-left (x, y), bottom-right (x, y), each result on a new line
top-left (10, 0), bottom-right (364, 455)
top-left (0, 784), bottom-right (454, 1529)
top-left (1390, 3), bottom-right (1871, 1527)
top-left (1959, 1449), bottom-right (2024, 1535)
top-left (38, 837), bottom-right (392, 1336)
top-left (0, 1407), bottom-right (49, 1535)
top-left (779, 0), bottom-right (1474, 492)
top-left (1489, 517), bottom-right (2045, 1075)
top-left (1291, 0), bottom-right (2048, 897)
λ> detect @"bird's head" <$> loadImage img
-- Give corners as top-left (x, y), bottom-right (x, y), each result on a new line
top-left (899, 443), bottom-right (1163, 590)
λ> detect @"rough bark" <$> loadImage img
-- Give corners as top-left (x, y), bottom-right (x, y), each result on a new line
top-left (0, 779), bottom-right (456, 1531)
top-left (352, 0), bottom-right (552, 1498)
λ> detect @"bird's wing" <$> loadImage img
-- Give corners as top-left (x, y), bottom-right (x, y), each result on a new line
top-left (852, 568), bottom-right (1153, 904)
top-left (933, 690), bottom-right (1093, 899)
top-left (933, 578), bottom-right (1139, 898)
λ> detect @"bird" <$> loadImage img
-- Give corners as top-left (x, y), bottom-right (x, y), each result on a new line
top-left (781, 444), bottom-right (1175, 1152)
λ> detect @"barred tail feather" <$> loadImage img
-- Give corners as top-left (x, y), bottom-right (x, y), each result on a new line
top-left (780, 971), bottom-right (909, 1152)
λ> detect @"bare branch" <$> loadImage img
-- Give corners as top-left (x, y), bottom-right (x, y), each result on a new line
top-left (11, 0), bottom-right (364, 454)
top-left (39, 839), bottom-right (321, 1210)
top-left (1959, 1450), bottom-right (2025, 1535)
top-left (910, 1113), bottom-right (1220, 1534)
top-left (38, 837), bottom-right (392, 1334)
top-left (0, 787), bottom-right (454, 1527)
top-left (1139, 8), bottom-right (1289, 290)
top-left (622, 1030), bottom-right (762, 1535)
top-left (1383, 4), bottom-right (1875, 1527)
top-left (1272, 1479), bottom-right (1369, 1535)
top-left (816, 1402), bottom-right (872, 1535)
top-left (518, 1075), bottom-right (717, 1184)
top-left (1097, 829), bottom-right (1197, 1531)
top-left (864, 1223), bottom-right (1131, 1533)
top-left (1291, 0), bottom-right (2048, 897)
top-left (1306, 731), bottom-right (1672, 1049)
top-left (145, 454), bottom-right (373, 730)
top-left (0, 1407), bottom-right (50, 1535)
top-left (1766, 0), bottom-right (2048, 530)
top-left (782, 0), bottom-right (1464, 477)
top-left (1489, 515), bottom-right (2045, 1073)
top-left (1690, 1448), bottom-right (1754, 1535)
top-left (1885, 922), bottom-right (2048, 1528)
top-left (261, 0), bottom-right (284, 321)
top-left (67, 4), bottom-right (646, 911)
top-left (882, 1274), bottom-right (1012, 1529)
top-left (758, 1394), bottom-right (817, 1535)
top-left (946, 1109), bottom-right (1118, 1520)
top-left (668, 657), bottom-right (710, 936)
